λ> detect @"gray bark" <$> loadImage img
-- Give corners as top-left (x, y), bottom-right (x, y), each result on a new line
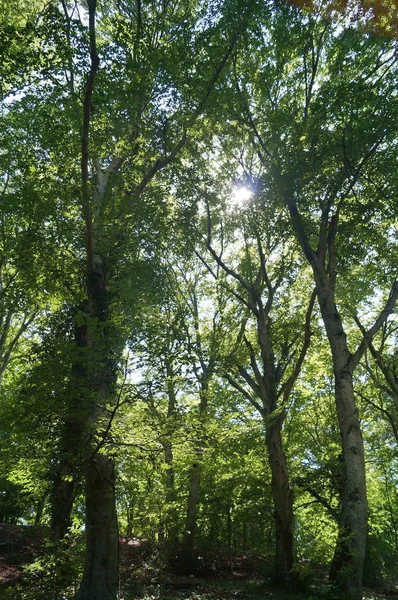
top-left (203, 223), bottom-right (314, 590)
top-left (283, 196), bottom-right (396, 599)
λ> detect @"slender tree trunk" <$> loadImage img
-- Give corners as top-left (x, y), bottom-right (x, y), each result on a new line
top-left (126, 503), bottom-right (134, 537)
top-left (182, 460), bottom-right (202, 551)
top-left (35, 491), bottom-right (48, 526)
top-left (51, 461), bottom-right (76, 541)
top-left (266, 420), bottom-right (295, 588)
top-left (182, 372), bottom-right (211, 552)
top-left (163, 440), bottom-right (178, 544)
top-left (227, 504), bottom-right (233, 571)
top-left (164, 359), bottom-right (178, 544)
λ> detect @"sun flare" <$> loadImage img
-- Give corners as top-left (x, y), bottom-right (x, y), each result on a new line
top-left (230, 186), bottom-right (253, 208)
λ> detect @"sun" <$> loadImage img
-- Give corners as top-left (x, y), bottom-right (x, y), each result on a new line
top-left (230, 186), bottom-right (253, 208)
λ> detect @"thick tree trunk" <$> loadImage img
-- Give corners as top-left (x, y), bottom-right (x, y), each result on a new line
top-left (328, 368), bottom-right (367, 598)
top-left (285, 201), bottom-right (368, 599)
top-left (317, 286), bottom-right (367, 600)
top-left (76, 259), bottom-right (120, 598)
top-left (76, 453), bottom-right (119, 600)
top-left (266, 421), bottom-right (295, 588)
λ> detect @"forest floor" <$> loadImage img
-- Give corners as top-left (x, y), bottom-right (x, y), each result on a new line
top-left (0, 524), bottom-right (397, 599)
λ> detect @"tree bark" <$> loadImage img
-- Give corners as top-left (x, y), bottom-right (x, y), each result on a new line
top-left (283, 197), bottom-right (368, 599)
top-left (182, 460), bottom-right (202, 551)
top-left (317, 282), bottom-right (367, 600)
top-left (51, 461), bottom-right (76, 541)
top-left (203, 229), bottom-right (314, 590)
top-left (51, 306), bottom-right (85, 542)
top-left (74, 0), bottom-right (120, 595)
top-left (266, 420), bottom-right (295, 588)
top-left (75, 251), bottom-right (120, 598)
top-left (163, 440), bottom-right (179, 544)
top-left (76, 454), bottom-right (119, 600)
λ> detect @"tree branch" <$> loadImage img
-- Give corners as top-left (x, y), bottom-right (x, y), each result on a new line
top-left (278, 288), bottom-right (316, 402)
top-left (351, 280), bottom-right (398, 369)
top-left (224, 372), bottom-right (263, 415)
top-left (81, 0), bottom-right (100, 275)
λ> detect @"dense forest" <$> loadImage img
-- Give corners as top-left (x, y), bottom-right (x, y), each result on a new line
top-left (0, 1), bottom-right (397, 599)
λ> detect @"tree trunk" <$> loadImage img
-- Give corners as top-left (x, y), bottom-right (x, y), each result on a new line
top-left (163, 440), bottom-right (178, 544)
top-left (51, 303), bottom-right (87, 541)
top-left (285, 200), bottom-right (368, 599)
top-left (163, 359), bottom-right (179, 544)
top-left (328, 368), bottom-right (367, 599)
top-left (126, 503), bottom-right (133, 537)
top-left (182, 460), bottom-right (201, 551)
top-left (266, 421), bottom-right (295, 588)
top-left (317, 286), bottom-right (367, 600)
top-left (35, 491), bottom-right (48, 526)
top-left (76, 453), bottom-right (119, 600)
top-left (227, 504), bottom-right (233, 572)
top-left (182, 373), bottom-right (211, 553)
top-left (75, 255), bottom-right (120, 599)
top-left (51, 463), bottom-right (76, 541)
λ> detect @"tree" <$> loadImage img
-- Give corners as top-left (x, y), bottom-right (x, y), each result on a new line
top-left (1, 1), bottom-right (398, 597)
top-left (25, 1), bottom-right (253, 597)
top-left (188, 171), bottom-right (315, 587)
top-left (217, 4), bottom-right (398, 597)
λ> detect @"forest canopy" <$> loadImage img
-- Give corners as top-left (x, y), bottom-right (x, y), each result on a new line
top-left (0, 1), bottom-right (397, 600)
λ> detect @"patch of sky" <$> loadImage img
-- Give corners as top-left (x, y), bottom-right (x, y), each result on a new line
top-left (194, 0), bottom-right (223, 33)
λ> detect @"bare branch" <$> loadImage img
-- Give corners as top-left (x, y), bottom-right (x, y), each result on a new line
top-left (351, 280), bottom-right (398, 369)
top-left (355, 389), bottom-right (398, 443)
top-left (131, 28), bottom-right (242, 199)
top-left (193, 248), bottom-right (252, 311)
top-left (0, 313), bottom-right (36, 383)
top-left (224, 372), bottom-right (263, 415)
top-left (278, 289), bottom-right (316, 402)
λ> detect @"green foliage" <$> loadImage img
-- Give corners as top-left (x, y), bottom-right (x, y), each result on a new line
top-left (0, 0), bottom-right (397, 595)
top-left (5, 535), bottom-right (85, 600)
top-left (0, 478), bottom-right (27, 524)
